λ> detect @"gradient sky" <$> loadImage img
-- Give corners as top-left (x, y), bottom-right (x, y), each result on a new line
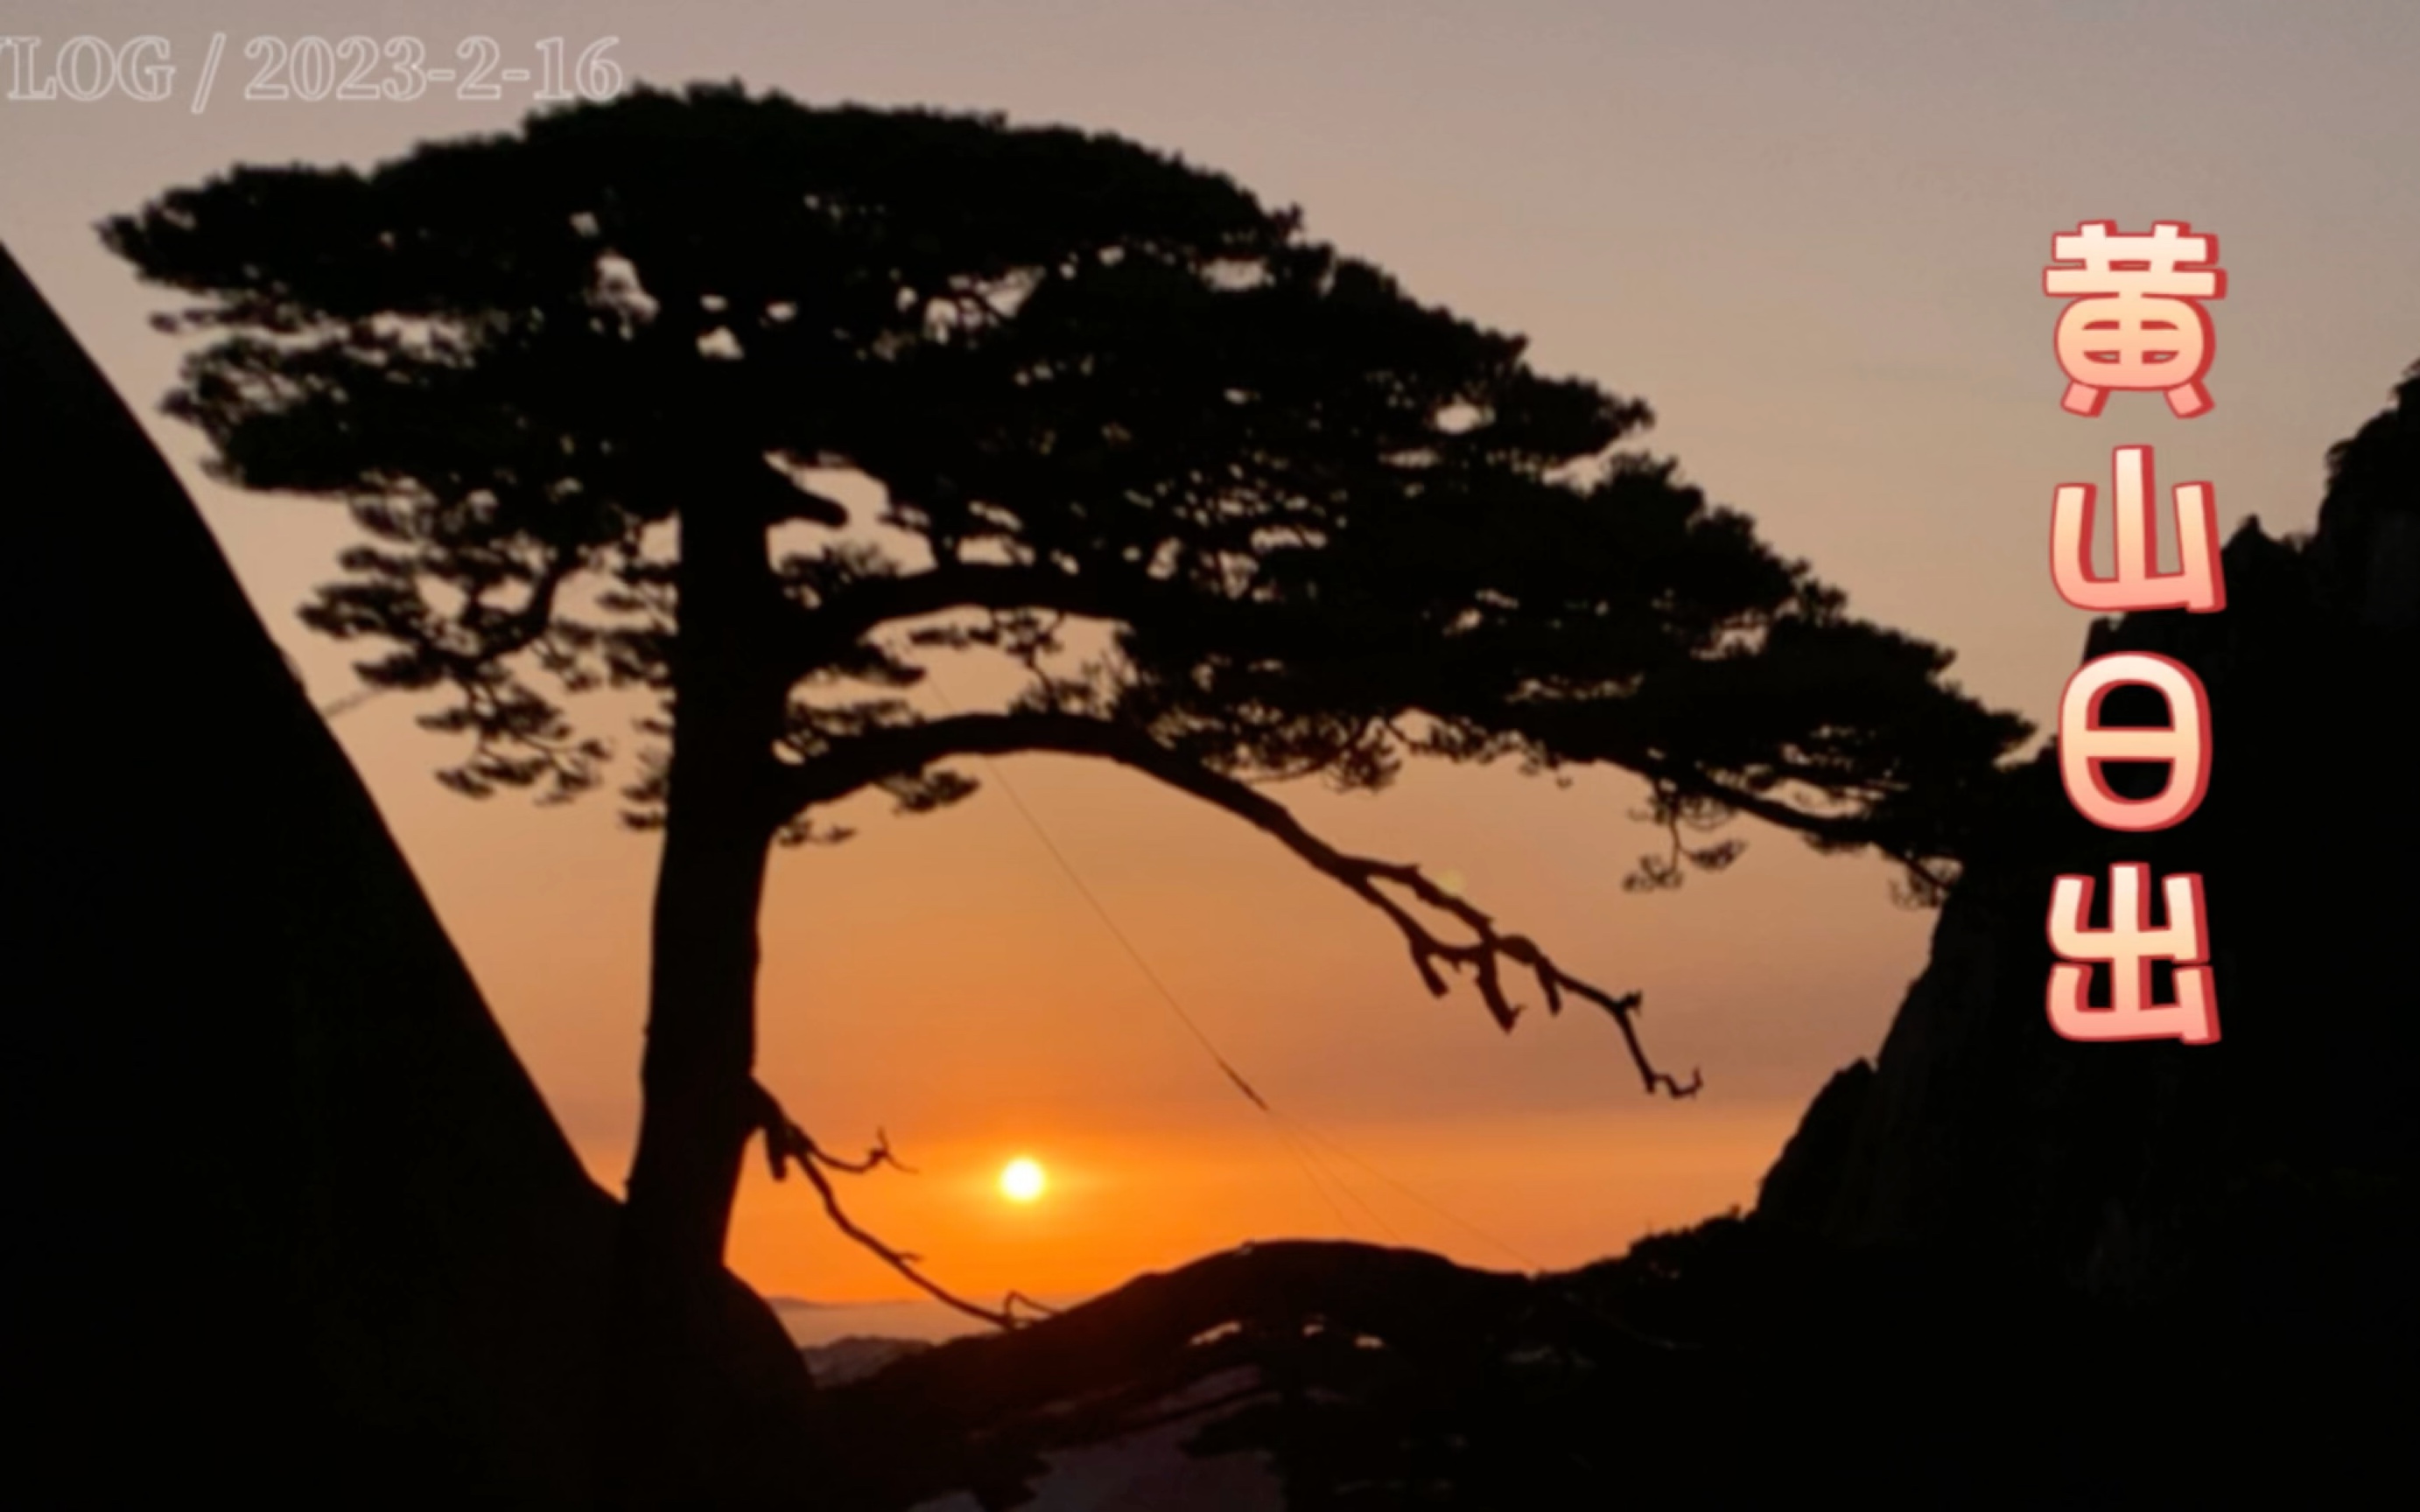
top-left (6, 1), bottom-right (2416, 1320)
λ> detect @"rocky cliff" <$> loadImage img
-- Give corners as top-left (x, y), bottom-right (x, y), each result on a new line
top-left (1757, 360), bottom-right (2420, 1326)
top-left (0, 242), bottom-right (806, 1505)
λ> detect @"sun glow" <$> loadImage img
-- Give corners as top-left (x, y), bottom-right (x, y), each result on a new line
top-left (999, 1156), bottom-right (1048, 1203)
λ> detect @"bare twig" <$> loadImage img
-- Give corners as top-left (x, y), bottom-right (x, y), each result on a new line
top-left (1622, 782), bottom-right (1747, 894)
top-left (747, 1081), bottom-right (1053, 1331)
top-left (1343, 855), bottom-right (1699, 1097)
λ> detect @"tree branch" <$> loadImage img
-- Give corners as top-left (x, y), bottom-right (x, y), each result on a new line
top-left (773, 566), bottom-right (1969, 914)
top-left (775, 563), bottom-right (1965, 900)
top-left (778, 564), bottom-right (1212, 680)
top-left (1621, 753), bottom-right (1960, 905)
top-left (776, 713), bottom-right (1698, 1097)
top-left (747, 1081), bottom-right (1058, 1331)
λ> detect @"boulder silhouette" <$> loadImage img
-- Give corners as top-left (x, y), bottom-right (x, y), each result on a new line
top-left (0, 241), bottom-right (806, 1505)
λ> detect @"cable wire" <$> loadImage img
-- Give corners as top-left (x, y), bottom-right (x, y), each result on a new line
top-left (922, 675), bottom-right (1540, 1271)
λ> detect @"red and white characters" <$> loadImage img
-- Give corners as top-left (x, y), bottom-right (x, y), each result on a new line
top-left (2044, 220), bottom-right (2225, 419)
top-left (2045, 862), bottom-right (2219, 1046)
top-left (2041, 221), bottom-right (2227, 1046)
top-left (2050, 446), bottom-right (2226, 614)
top-left (2057, 652), bottom-right (2211, 834)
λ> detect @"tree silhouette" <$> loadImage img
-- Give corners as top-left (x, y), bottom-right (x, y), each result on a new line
top-left (104, 81), bottom-right (2027, 1477)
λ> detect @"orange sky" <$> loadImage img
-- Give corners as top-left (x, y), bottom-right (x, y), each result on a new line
top-left (5, 0), bottom-right (2416, 1314)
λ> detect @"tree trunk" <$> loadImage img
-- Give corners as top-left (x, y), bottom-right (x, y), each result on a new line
top-left (600, 485), bottom-right (809, 1503)
top-left (625, 787), bottom-right (775, 1289)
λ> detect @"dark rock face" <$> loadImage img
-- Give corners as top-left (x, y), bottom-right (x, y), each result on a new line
top-left (0, 237), bottom-right (610, 1502)
top-left (0, 242), bottom-right (801, 1504)
top-left (1755, 360), bottom-right (2420, 1310)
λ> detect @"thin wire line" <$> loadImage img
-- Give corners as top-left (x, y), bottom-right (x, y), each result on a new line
top-left (1288, 1115), bottom-right (1540, 1271)
top-left (976, 752), bottom-right (1353, 1236)
top-left (959, 730), bottom-right (1273, 1109)
top-left (919, 679), bottom-right (1360, 1238)
top-left (918, 677), bottom-right (1553, 1270)
top-left (1279, 1111), bottom-right (1405, 1246)
top-left (1268, 1114), bottom-right (1357, 1236)
top-left (319, 686), bottom-right (384, 719)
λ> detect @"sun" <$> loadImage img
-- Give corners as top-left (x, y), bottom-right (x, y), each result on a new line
top-left (999, 1157), bottom-right (1048, 1204)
